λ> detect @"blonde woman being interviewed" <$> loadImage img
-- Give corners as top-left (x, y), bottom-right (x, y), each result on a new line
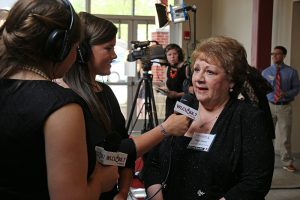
top-left (143, 36), bottom-right (274, 200)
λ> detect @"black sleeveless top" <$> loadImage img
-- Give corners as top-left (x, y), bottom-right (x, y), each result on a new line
top-left (96, 82), bottom-right (136, 200)
top-left (165, 63), bottom-right (188, 119)
top-left (0, 79), bottom-right (95, 199)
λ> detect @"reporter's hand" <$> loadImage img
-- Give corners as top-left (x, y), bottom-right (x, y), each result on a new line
top-left (94, 163), bottom-right (119, 193)
top-left (185, 116), bottom-right (211, 137)
top-left (163, 114), bottom-right (189, 136)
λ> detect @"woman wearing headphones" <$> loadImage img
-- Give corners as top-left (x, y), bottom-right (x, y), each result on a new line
top-left (164, 43), bottom-right (190, 119)
top-left (0, 0), bottom-right (119, 199)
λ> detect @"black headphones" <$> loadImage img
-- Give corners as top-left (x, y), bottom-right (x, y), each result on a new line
top-left (44, 0), bottom-right (75, 62)
top-left (76, 40), bottom-right (92, 64)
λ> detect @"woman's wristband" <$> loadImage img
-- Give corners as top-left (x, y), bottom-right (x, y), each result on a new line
top-left (159, 124), bottom-right (168, 136)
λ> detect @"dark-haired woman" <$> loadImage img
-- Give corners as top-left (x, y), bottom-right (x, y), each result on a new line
top-left (0, 1), bottom-right (119, 199)
top-left (164, 43), bottom-right (190, 119)
top-left (60, 12), bottom-right (190, 200)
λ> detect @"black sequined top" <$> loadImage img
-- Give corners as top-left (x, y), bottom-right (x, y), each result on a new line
top-left (143, 99), bottom-right (274, 200)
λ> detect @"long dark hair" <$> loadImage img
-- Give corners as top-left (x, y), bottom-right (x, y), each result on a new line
top-left (64, 12), bottom-right (118, 131)
top-left (0, 0), bottom-right (82, 79)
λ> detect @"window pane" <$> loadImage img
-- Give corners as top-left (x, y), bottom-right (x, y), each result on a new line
top-left (148, 24), bottom-right (157, 40)
top-left (69, 0), bottom-right (86, 12)
top-left (137, 24), bottom-right (147, 41)
top-left (90, 0), bottom-right (132, 15)
top-left (137, 24), bottom-right (157, 41)
top-left (169, 0), bottom-right (175, 6)
top-left (135, 0), bottom-right (157, 16)
top-left (114, 23), bottom-right (129, 43)
top-left (110, 85), bottom-right (128, 118)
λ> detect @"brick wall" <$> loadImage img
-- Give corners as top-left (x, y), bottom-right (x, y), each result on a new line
top-left (151, 31), bottom-right (169, 48)
top-left (151, 31), bottom-right (169, 83)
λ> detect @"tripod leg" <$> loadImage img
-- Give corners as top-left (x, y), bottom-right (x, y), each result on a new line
top-left (148, 78), bottom-right (159, 126)
top-left (126, 78), bottom-right (144, 133)
top-left (143, 77), bottom-right (154, 132)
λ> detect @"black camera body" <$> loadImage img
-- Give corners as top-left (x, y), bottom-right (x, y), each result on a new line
top-left (127, 40), bottom-right (166, 71)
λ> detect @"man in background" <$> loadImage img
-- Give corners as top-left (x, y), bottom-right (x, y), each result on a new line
top-left (262, 46), bottom-right (300, 172)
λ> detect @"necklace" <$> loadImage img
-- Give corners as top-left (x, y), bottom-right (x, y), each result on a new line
top-left (170, 68), bottom-right (177, 79)
top-left (22, 66), bottom-right (51, 80)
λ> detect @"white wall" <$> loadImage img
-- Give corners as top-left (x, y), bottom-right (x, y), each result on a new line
top-left (211, 0), bottom-right (252, 64)
top-left (180, 0), bottom-right (213, 57)
top-left (183, 0), bottom-right (252, 63)
top-left (185, 0), bottom-right (300, 156)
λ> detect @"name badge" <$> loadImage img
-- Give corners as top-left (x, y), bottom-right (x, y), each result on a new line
top-left (187, 133), bottom-right (216, 152)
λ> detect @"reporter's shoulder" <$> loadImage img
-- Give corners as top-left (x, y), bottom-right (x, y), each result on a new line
top-left (38, 81), bottom-right (84, 105)
top-left (31, 82), bottom-right (86, 116)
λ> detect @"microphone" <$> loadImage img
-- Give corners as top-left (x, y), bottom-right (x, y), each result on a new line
top-left (174, 93), bottom-right (198, 120)
top-left (175, 5), bottom-right (197, 13)
top-left (95, 132), bottom-right (128, 167)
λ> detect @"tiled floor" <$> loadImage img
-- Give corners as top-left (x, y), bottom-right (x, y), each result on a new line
top-left (128, 155), bottom-right (300, 200)
top-left (266, 155), bottom-right (300, 200)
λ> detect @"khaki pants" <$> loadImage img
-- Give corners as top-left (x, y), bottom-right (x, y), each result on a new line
top-left (269, 103), bottom-right (294, 165)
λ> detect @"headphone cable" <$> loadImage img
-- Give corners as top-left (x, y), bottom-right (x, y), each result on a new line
top-left (144, 136), bottom-right (174, 200)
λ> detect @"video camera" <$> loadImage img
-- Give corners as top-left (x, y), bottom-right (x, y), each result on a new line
top-left (127, 40), bottom-right (166, 71)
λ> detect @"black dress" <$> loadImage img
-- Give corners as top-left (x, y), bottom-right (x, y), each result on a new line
top-left (95, 82), bottom-right (136, 200)
top-left (143, 99), bottom-right (274, 200)
top-left (165, 63), bottom-right (188, 119)
top-left (0, 79), bottom-right (95, 199)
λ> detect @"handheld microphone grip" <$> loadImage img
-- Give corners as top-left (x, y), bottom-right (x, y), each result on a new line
top-left (95, 132), bottom-right (128, 167)
top-left (102, 131), bottom-right (121, 152)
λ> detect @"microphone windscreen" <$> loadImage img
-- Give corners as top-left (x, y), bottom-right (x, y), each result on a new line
top-left (179, 93), bottom-right (198, 110)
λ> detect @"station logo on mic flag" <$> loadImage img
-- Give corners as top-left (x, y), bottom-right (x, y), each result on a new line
top-left (174, 101), bottom-right (198, 119)
top-left (95, 146), bottom-right (128, 167)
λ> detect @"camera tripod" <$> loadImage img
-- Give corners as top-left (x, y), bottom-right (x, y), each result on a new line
top-left (126, 68), bottom-right (159, 135)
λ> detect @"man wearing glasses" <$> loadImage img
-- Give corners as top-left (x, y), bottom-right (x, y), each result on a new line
top-left (262, 46), bottom-right (300, 172)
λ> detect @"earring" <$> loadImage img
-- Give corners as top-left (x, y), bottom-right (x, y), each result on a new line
top-left (229, 88), bottom-right (233, 92)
